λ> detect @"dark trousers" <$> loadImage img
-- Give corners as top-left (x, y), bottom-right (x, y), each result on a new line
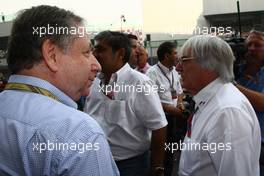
top-left (164, 115), bottom-right (187, 176)
top-left (260, 143), bottom-right (264, 176)
top-left (116, 151), bottom-right (150, 176)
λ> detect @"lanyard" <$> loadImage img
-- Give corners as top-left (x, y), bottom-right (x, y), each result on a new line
top-left (157, 64), bottom-right (174, 89)
top-left (4, 82), bottom-right (59, 101)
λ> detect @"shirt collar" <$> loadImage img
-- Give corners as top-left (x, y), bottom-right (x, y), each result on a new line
top-left (8, 75), bottom-right (77, 109)
top-left (136, 63), bottom-right (150, 73)
top-left (115, 63), bottom-right (130, 78)
top-left (98, 63), bottom-right (131, 85)
top-left (158, 62), bottom-right (174, 74)
top-left (193, 77), bottom-right (224, 111)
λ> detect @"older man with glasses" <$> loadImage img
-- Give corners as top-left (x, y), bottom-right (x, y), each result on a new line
top-left (176, 35), bottom-right (260, 176)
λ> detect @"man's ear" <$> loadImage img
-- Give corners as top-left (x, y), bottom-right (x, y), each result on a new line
top-left (42, 39), bottom-right (59, 72)
top-left (116, 48), bottom-right (126, 62)
top-left (164, 53), bottom-right (170, 60)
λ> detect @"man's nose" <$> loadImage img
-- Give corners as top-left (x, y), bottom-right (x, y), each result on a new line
top-left (247, 44), bottom-right (256, 51)
top-left (91, 54), bottom-right (102, 73)
top-left (92, 50), bottom-right (98, 58)
top-left (176, 63), bottom-right (182, 73)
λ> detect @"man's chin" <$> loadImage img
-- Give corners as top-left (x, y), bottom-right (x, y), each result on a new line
top-left (181, 81), bottom-right (190, 91)
top-left (80, 87), bottom-right (91, 97)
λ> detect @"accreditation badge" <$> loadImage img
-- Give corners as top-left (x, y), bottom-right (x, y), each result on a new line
top-left (171, 90), bottom-right (177, 99)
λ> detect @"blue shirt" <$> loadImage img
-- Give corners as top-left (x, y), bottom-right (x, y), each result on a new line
top-left (0, 75), bottom-right (119, 176)
top-left (237, 67), bottom-right (264, 142)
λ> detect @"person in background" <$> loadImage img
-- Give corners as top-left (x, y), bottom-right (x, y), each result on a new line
top-left (135, 47), bottom-right (151, 74)
top-left (235, 29), bottom-right (264, 176)
top-left (177, 35), bottom-right (260, 176)
top-left (0, 5), bottom-right (119, 176)
top-left (146, 41), bottom-right (184, 176)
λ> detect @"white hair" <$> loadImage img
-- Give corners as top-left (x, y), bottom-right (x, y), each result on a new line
top-left (179, 35), bottom-right (235, 82)
top-left (248, 29), bottom-right (264, 37)
top-left (246, 30), bottom-right (264, 43)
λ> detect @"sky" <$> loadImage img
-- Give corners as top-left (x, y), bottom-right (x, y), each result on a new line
top-left (143, 0), bottom-right (203, 33)
top-left (0, 0), bottom-right (203, 34)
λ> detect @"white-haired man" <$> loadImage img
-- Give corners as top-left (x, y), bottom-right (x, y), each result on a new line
top-left (176, 35), bottom-right (261, 176)
top-left (235, 30), bottom-right (264, 175)
top-left (136, 47), bottom-right (151, 74)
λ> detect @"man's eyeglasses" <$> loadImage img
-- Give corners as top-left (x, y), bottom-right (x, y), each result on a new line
top-left (176, 56), bottom-right (196, 65)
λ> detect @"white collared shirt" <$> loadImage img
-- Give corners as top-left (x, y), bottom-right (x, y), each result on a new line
top-left (84, 63), bottom-right (167, 160)
top-left (146, 62), bottom-right (183, 107)
top-left (179, 78), bottom-right (261, 176)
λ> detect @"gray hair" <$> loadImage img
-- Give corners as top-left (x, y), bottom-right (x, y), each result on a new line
top-left (246, 30), bottom-right (264, 43)
top-left (179, 35), bottom-right (235, 82)
top-left (248, 29), bottom-right (264, 37)
top-left (7, 5), bottom-right (84, 74)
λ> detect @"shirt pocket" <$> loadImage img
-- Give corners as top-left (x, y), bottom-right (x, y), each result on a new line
top-left (104, 100), bottom-right (126, 126)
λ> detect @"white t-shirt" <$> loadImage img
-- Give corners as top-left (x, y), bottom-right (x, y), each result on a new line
top-left (146, 62), bottom-right (183, 107)
top-left (179, 78), bottom-right (261, 176)
top-left (84, 63), bottom-right (167, 160)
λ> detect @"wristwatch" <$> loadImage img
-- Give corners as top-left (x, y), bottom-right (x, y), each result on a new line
top-left (153, 166), bottom-right (164, 175)
top-left (232, 80), bottom-right (238, 86)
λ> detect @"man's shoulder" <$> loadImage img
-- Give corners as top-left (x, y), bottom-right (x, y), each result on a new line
top-left (0, 92), bottom-right (107, 166)
top-left (215, 83), bottom-right (253, 110)
top-left (123, 67), bottom-right (152, 83)
top-left (2, 91), bottom-right (105, 141)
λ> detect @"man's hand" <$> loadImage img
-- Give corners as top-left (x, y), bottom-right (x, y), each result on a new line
top-left (145, 167), bottom-right (164, 176)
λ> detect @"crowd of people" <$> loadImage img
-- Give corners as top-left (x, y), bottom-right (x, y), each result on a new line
top-left (0, 5), bottom-right (264, 176)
